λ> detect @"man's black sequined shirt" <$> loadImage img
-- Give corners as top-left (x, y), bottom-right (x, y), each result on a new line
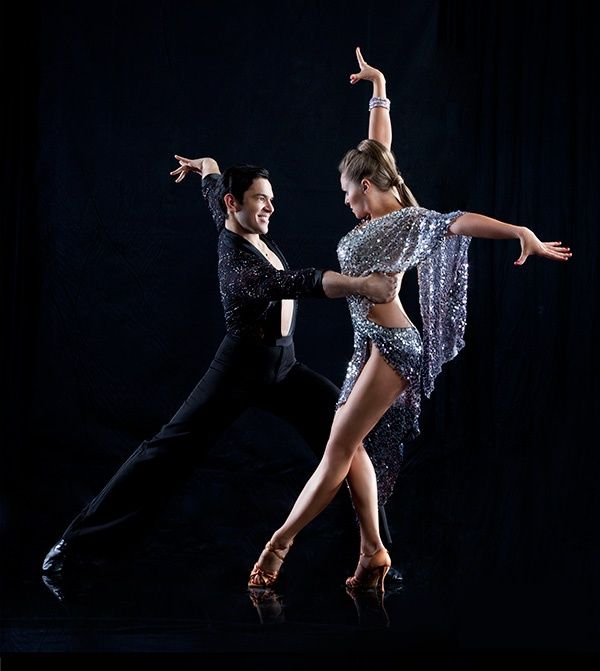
top-left (201, 173), bottom-right (326, 342)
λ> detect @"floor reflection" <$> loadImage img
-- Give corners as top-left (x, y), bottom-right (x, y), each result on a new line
top-left (2, 509), bottom-right (599, 657)
top-left (0, 544), bottom-right (427, 654)
top-left (247, 588), bottom-right (285, 625)
top-left (1, 548), bottom-right (597, 658)
top-left (247, 584), bottom-right (395, 629)
top-left (345, 587), bottom-right (390, 629)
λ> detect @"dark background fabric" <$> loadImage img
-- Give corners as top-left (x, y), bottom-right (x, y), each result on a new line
top-left (2, 0), bottom-right (599, 655)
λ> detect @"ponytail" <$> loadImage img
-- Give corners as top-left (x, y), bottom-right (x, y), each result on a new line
top-left (339, 139), bottom-right (418, 207)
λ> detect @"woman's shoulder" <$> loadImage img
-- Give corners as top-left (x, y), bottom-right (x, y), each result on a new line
top-left (366, 206), bottom-right (426, 229)
top-left (382, 206), bottom-right (465, 224)
top-left (372, 205), bottom-right (431, 222)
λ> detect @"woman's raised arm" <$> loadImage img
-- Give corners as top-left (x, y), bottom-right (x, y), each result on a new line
top-left (349, 47), bottom-right (392, 150)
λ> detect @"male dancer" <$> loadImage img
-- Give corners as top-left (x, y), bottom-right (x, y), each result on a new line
top-left (42, 155), bottom-right (402, 586)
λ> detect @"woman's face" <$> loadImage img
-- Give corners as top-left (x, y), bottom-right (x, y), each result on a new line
top-left (340, 171), bottom-right (370, 220)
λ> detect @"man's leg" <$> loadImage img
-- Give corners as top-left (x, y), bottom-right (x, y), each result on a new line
top-left (43, 357), bottom-right (247, 574)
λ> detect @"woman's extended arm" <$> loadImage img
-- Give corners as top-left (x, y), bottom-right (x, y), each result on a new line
top-left (449, 213), bottom-right (572, 265)
top-left (350, 47), bottom-right (392, 149)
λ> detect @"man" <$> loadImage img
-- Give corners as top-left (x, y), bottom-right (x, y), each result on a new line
top-left (42, 156), bottom-right (402, 589)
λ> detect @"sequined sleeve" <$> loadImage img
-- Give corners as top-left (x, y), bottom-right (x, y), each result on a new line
top-left (357, 206), bottom-right (471, 398)
top-left (367, 207), bottom-right (465, 272)
top-left (226, 257), bottom-right (325, 302)
top-left (201, 173), bottom-right (226, 232)
top-left (399, 208), bottom-right (471, 397)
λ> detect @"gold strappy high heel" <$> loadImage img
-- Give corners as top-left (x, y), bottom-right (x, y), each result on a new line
top-left (248, 540), bottom-right (293, 588)
top-left (345, 547), bottom-right (391, 592)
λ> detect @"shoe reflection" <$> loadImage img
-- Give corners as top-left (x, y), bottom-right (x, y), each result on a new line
top-left (345, 587), bottom-right (390, 628)
top-left (247, 587), bottom-right (285, 624)
top-left (41, 573), bottom-right (96, 603)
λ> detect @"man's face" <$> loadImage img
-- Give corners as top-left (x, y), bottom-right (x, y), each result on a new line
top-left (233, 178), bottom-right (275, 235)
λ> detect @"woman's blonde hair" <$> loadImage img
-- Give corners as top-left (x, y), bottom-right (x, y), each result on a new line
top-left (338, 139), bottom-right (418, 207)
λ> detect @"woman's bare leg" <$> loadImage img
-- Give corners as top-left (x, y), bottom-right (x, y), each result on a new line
top-left (346, 445), bottom-right (382, 554)
top-left (254, 345), bottom-right (407, 574)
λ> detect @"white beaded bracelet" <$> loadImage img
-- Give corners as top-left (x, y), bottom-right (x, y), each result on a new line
top-left (369, 96), bottom-right (391, 111)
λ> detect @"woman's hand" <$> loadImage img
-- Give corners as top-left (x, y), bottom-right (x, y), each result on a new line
top-left (170, 155), bottom-right (219, 183)
top-left (515, 228), bottom-right (572, 265)
top-left (349, 47), bottom-right (385, 86)
top-left (349, 47), bottom-right (391, 147)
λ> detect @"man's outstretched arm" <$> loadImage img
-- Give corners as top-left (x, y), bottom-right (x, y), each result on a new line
top-left (322, 270), bottom-right (399, 303)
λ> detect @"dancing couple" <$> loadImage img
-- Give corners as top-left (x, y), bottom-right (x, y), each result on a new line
top-left (42, 48), bottom-right (571, 597)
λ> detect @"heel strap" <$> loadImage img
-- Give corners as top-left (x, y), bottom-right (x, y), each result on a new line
top-left (360, 546), bottom-right (388, 559)
top-left (265, 540), bottom-right (293, 561)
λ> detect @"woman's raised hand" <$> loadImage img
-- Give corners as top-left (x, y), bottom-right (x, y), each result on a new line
top-left (349, 47), bottom-right (385, 85)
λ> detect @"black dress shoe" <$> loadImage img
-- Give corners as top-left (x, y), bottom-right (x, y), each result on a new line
top-left (42, 539), bottom-right (106, 576)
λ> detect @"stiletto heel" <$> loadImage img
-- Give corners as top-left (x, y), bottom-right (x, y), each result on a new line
top-left (248, 540), bottom-right (293, 588)
top-left (345, 547), bottom-right (391, 592)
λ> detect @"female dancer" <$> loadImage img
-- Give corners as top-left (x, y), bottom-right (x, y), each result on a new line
top-left (248, 48), bottom-right (572, 591)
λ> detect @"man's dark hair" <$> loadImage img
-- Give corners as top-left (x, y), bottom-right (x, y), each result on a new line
top-left (218, 164), bottom-right (270, 216)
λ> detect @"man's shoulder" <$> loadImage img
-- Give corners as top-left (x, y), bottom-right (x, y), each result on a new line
top-left (218, 229), bottom-right (256, 258)
top-left (202, 173), bottom-right (221, 186)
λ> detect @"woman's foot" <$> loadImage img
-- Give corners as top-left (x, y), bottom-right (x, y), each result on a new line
top-left (248, 539), bottom-right (293, 588)
top-left (345, 547), bottom-right (391, 592)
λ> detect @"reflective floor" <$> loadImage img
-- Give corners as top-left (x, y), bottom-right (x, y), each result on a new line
top-left (2, 517), bottom-right (600, 666)
top-left (3, 436), bottom-right (600, 666)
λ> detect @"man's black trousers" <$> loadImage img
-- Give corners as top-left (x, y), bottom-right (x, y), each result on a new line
top-left (59, 334), bottom-right (393, 551)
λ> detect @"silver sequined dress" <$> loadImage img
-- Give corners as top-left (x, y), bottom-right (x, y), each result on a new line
top-left (336, 206), bottom-right (470, 504)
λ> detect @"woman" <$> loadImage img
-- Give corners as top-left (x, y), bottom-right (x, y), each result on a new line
top-left (248, 48), bottom-right (572, 592)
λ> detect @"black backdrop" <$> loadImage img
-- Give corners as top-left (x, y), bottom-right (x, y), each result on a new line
top-left (2, 0), bottom-right (599, 655)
